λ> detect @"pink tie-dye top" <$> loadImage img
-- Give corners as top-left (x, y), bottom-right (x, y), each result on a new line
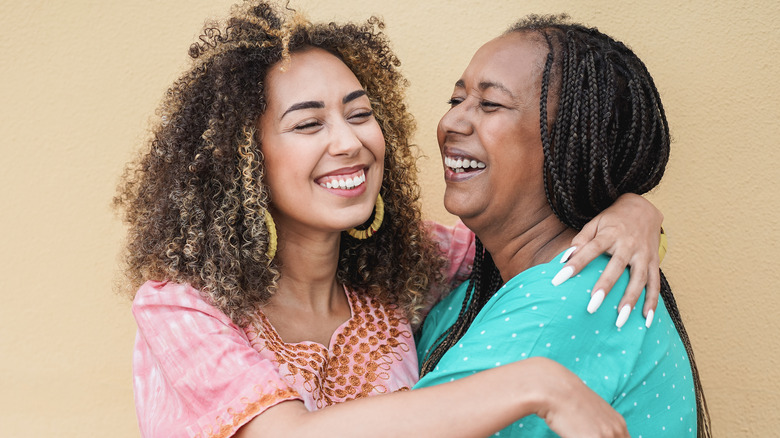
top-left (131, 221), bottom-right (474, 438)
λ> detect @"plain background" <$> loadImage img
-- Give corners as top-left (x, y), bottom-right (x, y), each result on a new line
top-left (1, 0), bottom-right (778, 436)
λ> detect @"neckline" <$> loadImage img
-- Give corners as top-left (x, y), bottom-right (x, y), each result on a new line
top-left (256, 284), bottom-right (357, 352)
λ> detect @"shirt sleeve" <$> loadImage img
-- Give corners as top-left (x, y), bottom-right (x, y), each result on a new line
top-left (132, 281), bottom-right (302, 438)
top-left (426, 220), bottom-right (476, 287)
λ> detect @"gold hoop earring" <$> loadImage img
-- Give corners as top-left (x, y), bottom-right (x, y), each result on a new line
top-left (347, 194), bottom-right (384, 240)
top-left (264, 209), bottom-right (277, 259)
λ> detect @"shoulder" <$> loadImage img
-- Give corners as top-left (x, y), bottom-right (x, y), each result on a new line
top-left (133, 280), bottom-right (205, 303)
top-left (132, 280), bottom-right (240, 334)
top-left (487, 252), bottom-right (627, 318)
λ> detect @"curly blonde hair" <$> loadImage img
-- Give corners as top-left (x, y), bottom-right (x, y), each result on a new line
top-left (115, 0), bottom-right (444, 327)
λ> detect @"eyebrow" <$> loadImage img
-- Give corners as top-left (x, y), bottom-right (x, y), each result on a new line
top-left (454, 79), bottom-right (515, 98)
top-left (281, 100), bottom-right (324, 119)
top-left (343, 89), bottom-right (367, 104)
top-left (280, 90), bottom-right (368, 120)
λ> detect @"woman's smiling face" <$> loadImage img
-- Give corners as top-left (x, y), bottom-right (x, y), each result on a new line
top-left (258, 47), bottom-right (385, 236)
top-left (438, 32), bottom-right (552, 232)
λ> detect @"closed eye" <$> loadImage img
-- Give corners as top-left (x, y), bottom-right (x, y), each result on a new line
top-left (348, 110), bottom-right (374, 123)
top-left (479, 100), bottom-right (502, 111)
top-left (293, 120), bottom-right (323, 132)
top-left (447, 97), bottom-right (464, 107)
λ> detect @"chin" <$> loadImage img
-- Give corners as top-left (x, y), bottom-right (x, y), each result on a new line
top-left (443, 192), bottom-right (476, 219)
top-left (339, 205), bottom-right (376, 230)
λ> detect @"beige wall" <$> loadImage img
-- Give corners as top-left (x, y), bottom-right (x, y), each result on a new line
top-left (1, 0), bottom-right (777, 436)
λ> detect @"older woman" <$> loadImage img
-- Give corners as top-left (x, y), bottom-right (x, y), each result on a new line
top-left (416, 15), bottom-right (711, 438)
top-left (117, 3), bottom-right (665, 437)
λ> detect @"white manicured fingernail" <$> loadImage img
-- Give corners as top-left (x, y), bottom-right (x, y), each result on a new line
top-left (551, 265), bottom-right (574, 286)
top-left (616, 305), bottom-right (631, 328)
top-left (587, 289), bottom-right (605, 314)
top-left (645, 309), bottom-right (655, 328)
top-left (560, 246), bottom-right (577, 263)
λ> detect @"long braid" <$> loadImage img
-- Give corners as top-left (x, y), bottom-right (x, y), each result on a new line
top-left (420, 238), bottom-right (501, 375)
top-left (659, 270), bottom-right (712, 437)
top-left (424, 14), bottom-right (710, 436)
top-left (532, 17), bottom-right (710, 437)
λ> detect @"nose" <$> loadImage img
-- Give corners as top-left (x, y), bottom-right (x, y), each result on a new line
top-left (437, 100), bottom-right (473, 145)
top-left (328, 118), bottom-right (362, 157)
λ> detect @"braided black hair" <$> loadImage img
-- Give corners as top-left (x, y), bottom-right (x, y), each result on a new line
top-left (420, 14), bottom-right (710, 437)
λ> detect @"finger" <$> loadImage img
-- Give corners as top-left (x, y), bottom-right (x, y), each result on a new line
top-left (643, 263), bottom-right (661, 327)
top-left (550, 246), bottom-right (577, 286)
top-left (588, 249), bottom-right (631, 302)
top-left (555, 221), bottom-right (601, 287)
top-left (570, 217), bottom-right (599, 249)
top-left (615, 262), bottom-right (648, 328)
top-left (554, 233), bottom-right (614, 285)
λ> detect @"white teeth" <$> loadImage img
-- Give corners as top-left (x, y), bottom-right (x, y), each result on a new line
top-left (444, 156), bottom-right (486, 171)
top-left (319, 172), bottom-right (366, 190)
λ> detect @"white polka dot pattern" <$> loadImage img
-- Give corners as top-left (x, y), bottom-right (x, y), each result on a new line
top-left (416, 251), bottom-right (697, 437)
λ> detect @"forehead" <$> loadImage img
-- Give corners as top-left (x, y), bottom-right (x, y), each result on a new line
top-left (264, 47), bottom-right (363, 100)
top-left (462, 33), bottom-right (548, 93)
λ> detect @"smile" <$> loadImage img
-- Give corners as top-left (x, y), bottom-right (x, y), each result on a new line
top-left (444, 155), bottom-right (486, 173)
top-left (317, 169), bottom-right (367, 190)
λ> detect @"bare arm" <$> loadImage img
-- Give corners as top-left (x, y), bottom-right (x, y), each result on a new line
top-left (552, 193), bottom-right (664, 328)
top-left (236, 357), bottom-right (627, 438)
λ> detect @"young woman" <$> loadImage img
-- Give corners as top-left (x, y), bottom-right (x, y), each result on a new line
top-left (416, 15), bottom-right (711, 437)
top-left (116, 3), bottom-right (663, 437)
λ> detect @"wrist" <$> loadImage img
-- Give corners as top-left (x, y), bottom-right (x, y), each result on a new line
top-left (513, 357), bottom-right (567, 418)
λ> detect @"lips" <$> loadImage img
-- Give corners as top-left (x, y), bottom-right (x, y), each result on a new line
top-left (316, 168), bottom-right (367, 190)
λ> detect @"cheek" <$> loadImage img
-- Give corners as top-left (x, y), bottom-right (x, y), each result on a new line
top-left (262, 140), bottom-right (312, 191)
top-left (436, 120), bottom-right (446, 148)
top-left (364, 122), bottom-right (386, 162)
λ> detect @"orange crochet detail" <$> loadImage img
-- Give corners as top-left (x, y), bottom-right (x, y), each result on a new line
top-left (245, 289), bottom-right (413, 409)
top-left (194, 387), bottom-right (301, 438)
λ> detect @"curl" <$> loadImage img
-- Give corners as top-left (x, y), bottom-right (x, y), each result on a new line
top-left (114, 1), bottom-right (444, 328)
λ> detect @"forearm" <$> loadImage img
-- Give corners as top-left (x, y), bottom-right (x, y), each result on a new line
top-left (238, 357), bottom-right (554, 438)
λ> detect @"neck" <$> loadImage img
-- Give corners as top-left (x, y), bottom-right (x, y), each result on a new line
top-left (468, 205), bottom-right (576, 282)
top-left (271, 223), bottom-right (343, 313)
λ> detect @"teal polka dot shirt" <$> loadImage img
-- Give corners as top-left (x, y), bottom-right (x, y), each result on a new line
top-left (415, 251), bottom-right (697, 437)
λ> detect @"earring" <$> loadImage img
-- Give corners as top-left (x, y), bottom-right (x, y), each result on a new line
top-left (347, 194), bottom-right (384, 240)
top-left (264, 209), bottom-right (277, 259)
